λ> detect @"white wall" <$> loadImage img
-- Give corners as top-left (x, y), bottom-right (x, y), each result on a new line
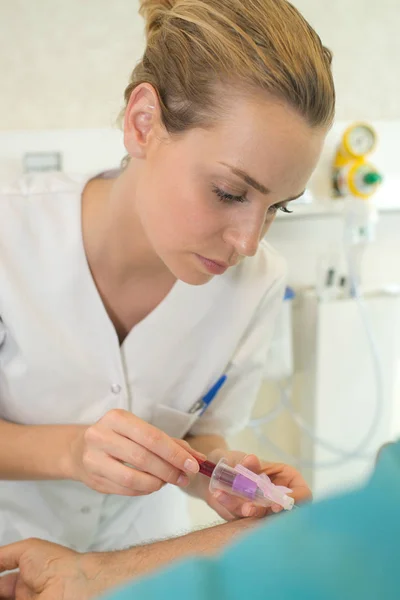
top-left (294, 0), bottom-right (400, 120)
top-left (0, 0), bottom-right (145, 130)
top-left (1, 0), bottom-right (399, 130)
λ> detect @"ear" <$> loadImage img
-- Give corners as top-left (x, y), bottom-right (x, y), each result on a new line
top-left (123, 83), bottom-right (163, 159)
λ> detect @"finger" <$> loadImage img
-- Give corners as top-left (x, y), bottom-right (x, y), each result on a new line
top-left (213, 491), bottom-right (249, 519)
top-left (15, 577), bottom-right (36, 600)
top-left (90, 456), bottom-right (168, 494)
top-left (214, 492), bottom-right (267, 519)
top-left (260, 463), bottom-right (312, 504)
top-left (269, 468), bottom-right (311, 500)
top-left (239, 454), bottom-right (262, 473)
top-left (101, 433), bottom-right (190, 487)
top-left (0, 541), bottom-right (31, 574)
top-left (236, 458), bottom-right (289, 514)
top-left (91, 474), bottom-right (151, 497)
top-left (261, 462), bottom-right (307, 491)
top-left (106, 411), bottom-right (200, 474)
top-left (211, 492), bottom-right (237, 521)
top-left (260, 462), bottom-right (286, 477)
top-left (173, 439), bottom-right (207, 461)
top-left (290, 485), bottom-right (312, 504)
top-left (240, 502), bottom-right (269, 519)
top-left (0, 572), bottom-right (18, 598)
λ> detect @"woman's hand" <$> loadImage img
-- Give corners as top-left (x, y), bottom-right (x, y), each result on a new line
top-left (65, 409), bottom-right (205, 497)
top-left (201, 449), bottom-right (312, 521)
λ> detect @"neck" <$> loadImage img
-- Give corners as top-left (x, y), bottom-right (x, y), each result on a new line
top-left (82, 165), bottom-right (170, 285)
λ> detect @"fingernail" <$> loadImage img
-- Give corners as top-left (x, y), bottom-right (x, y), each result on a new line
top-left (243, 506), bottom-right (256, 518)
top-left (184, 458), bottom-right (199, 474)
top-left (214, 491), bottom-right (228, 504)
top-left (177, 474), bottom-right (190, 487)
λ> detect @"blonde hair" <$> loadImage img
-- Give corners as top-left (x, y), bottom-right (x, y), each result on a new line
top-left (122, 0), bottom-right (334, 140)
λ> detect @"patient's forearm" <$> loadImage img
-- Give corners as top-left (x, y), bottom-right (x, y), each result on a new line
top-left (129, 518), bottom-right (255, 573)
top-left (84, 518), bottom-right (258, 591)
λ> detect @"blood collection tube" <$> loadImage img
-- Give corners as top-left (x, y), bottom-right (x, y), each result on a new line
top-left (197, 458), bottom-right (294, 510)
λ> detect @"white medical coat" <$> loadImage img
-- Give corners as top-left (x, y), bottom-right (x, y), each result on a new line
top-left (0, 172), bottom-right (286, 551)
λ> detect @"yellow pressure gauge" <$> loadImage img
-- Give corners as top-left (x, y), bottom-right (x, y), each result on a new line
top-left (342, 123), bottom-right (377, 158)
top-left (333, 122), bottom-right (382, 199)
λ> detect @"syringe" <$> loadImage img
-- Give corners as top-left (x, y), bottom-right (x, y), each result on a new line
top-left (198, 458), bottom-right (294, 511)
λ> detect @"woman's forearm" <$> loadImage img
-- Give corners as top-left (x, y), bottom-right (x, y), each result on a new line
top-left (0, 418), bottom-right (85, 480)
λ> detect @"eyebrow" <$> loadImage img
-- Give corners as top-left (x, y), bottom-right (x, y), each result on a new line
top-left (220, 162), bottom-right (305, 202)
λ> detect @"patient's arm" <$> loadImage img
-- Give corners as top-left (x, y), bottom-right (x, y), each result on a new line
top-left (0, 519), bottom-right (258, 599)
top-left (95, 517), bottom-right (256, 578)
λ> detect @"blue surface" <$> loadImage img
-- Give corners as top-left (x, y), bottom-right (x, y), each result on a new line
top-left (102, 443), bottom-right (400, 600)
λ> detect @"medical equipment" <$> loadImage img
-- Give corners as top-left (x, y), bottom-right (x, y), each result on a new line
top-left (250, 290), bottom-right (386, 471)
top-left (249, 122), bottom-right (386, 474)
top-left (197, 458), bottom-right (294, 511)
top-left (332, 123), bottom-right (382, 199)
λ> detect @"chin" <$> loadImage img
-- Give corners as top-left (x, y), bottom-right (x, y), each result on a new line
top-left (168, 263), bottom-right (214, 286)
top-left (163, 254), bottom-right (216, 286)
top-left (177, 270), bottom-right (214, 286)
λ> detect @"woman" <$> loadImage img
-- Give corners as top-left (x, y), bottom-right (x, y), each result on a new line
top-left (0, 0), bottom-right (335, 551)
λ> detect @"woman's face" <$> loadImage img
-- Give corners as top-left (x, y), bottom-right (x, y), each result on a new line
top-left (128, 93), bottom-right (326, 285)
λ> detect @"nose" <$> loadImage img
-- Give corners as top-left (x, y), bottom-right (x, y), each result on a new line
top-left (223, 211), bottom-right (265, 258)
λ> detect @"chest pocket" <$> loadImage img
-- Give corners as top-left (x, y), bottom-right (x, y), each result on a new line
top-left (151, 404), bottom-right (200, 439)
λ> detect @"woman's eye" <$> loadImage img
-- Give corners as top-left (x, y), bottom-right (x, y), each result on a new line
top-left (212, 185), bottom-right (247, 204)
top-left (268, 203), bottom-right (293, 215)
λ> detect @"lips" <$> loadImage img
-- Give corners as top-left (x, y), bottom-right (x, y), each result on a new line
top-left (196, 254), bottom-right (229, 275)
top-left (206, 258), bottom-right (228, 268)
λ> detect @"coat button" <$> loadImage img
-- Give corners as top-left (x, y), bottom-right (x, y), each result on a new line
top-left (111, 383), bottom-right (122, 394)
top-left (80, 506), bottom-right (91, 514)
